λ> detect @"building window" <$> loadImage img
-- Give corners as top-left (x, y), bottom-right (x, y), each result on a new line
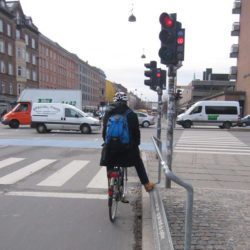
top-left (26, 52), bottom-right (30, 62)
top-left (0, 61), bottom-right (5, 73)
top-left (8, 63), bottom-right (13, 75)
top-left (32, 54), bottom-right (36, 65)
top-left (31, 38), bottom-right (35, 49)
top-left (7, 43), bottom-right (12, 56)
top-left (0, 19), bottom-right (3, 32)
top-left (17, 48), bottom-right (25, 59)
top-left (7, 24), bottom-right (11, 37)
top-left (0, 40), bottom-right (5, 53)
top-left (17, 66), bottom-right (25, 77)
top-left (16, 29), bottom-right (20, 39)
top-left (9, 83), bottom-right (13, 95)
top-left (25, 34), bottom-right (29, 45)
top-left (26, 69), bottom-right (30, 79)
top-left (32, 70), bottom-right (37, 81)
top-left (1, 83), bottom-right (5, 94)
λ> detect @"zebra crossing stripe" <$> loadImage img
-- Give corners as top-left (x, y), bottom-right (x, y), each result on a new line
top-left (0, 159), bottom-right (56, 185)
top-left (0, 158), bottom-right (25, 169)
top-left (4, 191), bottom-right (107, 200)
top-left (87, 167), bottom-right (107, 189)
top-left (37, 160), bottom-right (89, 187)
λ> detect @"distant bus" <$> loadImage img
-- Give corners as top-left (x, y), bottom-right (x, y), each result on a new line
top-left (176, 101), bottom-right (240, 129)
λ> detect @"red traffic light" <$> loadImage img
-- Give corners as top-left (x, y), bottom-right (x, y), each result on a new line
top-left (159, 13), bottom-right (174, 28)
top-left (156, 72), bottom-right (161, 78)
top-left (177, 37), bottom-right (184, 45)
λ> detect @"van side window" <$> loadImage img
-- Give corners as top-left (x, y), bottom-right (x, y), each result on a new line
top-left (65, 108), bottom-right (82, 118)
top-left (190, 106), bottom-right (202, 114)
top-left (205, 106), bottom-right (237, 115)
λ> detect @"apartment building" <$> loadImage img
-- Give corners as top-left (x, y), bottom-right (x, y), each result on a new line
top-left (0, 0), bottom-right (107, 110)
top-left (230, 0), bottom-right (250, 115)
top-left (77, 58), bottom-right (106, 109)
top-left (7, 0), bottom-right (39, 96)
top-left (0, 0), bottom-right (16, 106)
top-left (39, 34), bottom-right (78, 90)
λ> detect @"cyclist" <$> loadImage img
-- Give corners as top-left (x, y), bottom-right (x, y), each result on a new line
top-left (100, 91), bottom-right (154, 193)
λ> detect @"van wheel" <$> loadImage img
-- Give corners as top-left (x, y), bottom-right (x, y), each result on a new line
top-left (9, 120), bottom-right (19, 129)
top-left (142, 121), bottom-right (150, 128)
top-left (81, 124), bottom-right (91, 134)
top-left (223, 121), bottom-right (231, 129)
top-left (183, 120), bottom-right (192, 128)
top-left (36, 124), bottom-right (47, 133)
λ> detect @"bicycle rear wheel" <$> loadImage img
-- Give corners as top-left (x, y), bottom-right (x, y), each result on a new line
top-left (108, 178), bottom-right (119, 222)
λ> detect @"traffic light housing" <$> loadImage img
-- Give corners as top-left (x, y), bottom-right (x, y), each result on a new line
top-left (144, 61), bottom-right (157, 86)
top-left (159, 13), bottom-right (176, 65)
top-left (159, 12), bottom-right (185, 66)
top-left (175, 89), bottom-right (183, 100)
top-left (176, 24), bottom-right (185, 62)
top-left (149, 68), bottom-right (167, 91)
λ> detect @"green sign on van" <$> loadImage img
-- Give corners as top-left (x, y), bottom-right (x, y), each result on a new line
top-left (208, 114), bottom-right (219, 120)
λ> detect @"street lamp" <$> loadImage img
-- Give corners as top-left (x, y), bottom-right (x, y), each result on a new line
top-left (128, 3), bottom-right (136, 22)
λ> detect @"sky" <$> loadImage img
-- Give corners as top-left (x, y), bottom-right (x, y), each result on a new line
top-left (18, 0), bottom-right (239, 102)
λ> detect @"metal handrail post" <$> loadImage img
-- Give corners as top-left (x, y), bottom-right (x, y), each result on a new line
top-left (152, 136), bottom-right (193, 250)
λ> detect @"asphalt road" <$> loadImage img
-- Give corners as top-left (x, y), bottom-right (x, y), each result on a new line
top-left (0, 124), bottom-right (152, 250)
top-left (0, 122), bottom-right (249, 250)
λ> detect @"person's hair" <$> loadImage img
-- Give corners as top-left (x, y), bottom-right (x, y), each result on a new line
top-left (113, 91), bottom-right (128, 102)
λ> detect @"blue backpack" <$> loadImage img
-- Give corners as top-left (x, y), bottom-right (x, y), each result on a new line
top-left (105, 109), bottom-right (131, 152)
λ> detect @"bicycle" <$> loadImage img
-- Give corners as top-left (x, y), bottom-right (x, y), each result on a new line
top-left (107, 166), bottom-right (128, 222)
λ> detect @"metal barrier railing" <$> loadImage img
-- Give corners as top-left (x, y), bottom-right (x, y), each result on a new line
top-left (151, 136), bottom-right (194, 250)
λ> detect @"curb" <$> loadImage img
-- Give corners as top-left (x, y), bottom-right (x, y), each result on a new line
top-left (142, 152), bottom-right (154, 250)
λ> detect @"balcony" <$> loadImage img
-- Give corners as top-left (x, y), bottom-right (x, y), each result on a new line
top-left (230, 44), bottom-right (239, 58)
top-left (231, 22), bottom-right (240, 36)
top-left (229, 66), bottom-right (237, 80)
top-left (232, 0), bottom-right (241, 14)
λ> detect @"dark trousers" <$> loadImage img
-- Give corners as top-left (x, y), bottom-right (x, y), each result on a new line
top-left (133, 156), bottom-right (149, 185)
top-left (106, 154), bottom-right (149, 185)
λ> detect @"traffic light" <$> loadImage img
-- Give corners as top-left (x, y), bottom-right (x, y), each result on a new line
top-left (175, 89), bottom-right (182, 100)
top-left (160, 69), bottom-right (166, 89)
top-left (149, 68), bottom-right (166, 91)
top-left (159, 13), bottom-right (177, 65)
top-left (144, 61), bottom-right (157, 86)
top-left (176, 24), bottom-right (185, 62)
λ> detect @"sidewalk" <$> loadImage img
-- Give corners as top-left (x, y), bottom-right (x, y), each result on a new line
top-left (143, 150), bottom-right (250, 250)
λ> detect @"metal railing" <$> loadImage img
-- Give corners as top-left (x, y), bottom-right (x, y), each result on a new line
top-left (151, 136), bottom-right (194, 250)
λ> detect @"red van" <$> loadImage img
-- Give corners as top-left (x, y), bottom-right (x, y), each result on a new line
top-left (1, 102), bottom-right (31, 128)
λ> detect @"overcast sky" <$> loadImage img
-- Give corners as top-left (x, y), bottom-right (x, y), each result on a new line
top-left (19, 0), bottom-right (238, 101)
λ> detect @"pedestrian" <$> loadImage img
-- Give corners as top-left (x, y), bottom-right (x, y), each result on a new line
top-left (100, 91), bottom-right (154, 193)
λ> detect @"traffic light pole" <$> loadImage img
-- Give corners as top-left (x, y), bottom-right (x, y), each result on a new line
top-left (165, 65), bottom-right (176, 188)
top-left (156, 86), bottom-right (163, 182)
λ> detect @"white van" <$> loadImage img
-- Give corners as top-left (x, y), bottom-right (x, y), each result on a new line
top-left (31, 103), bottom-right (101, 134)
top-left (177, 101), bottom-right (240, 129)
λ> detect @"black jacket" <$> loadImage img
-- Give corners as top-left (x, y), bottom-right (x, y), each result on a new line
top-left (100, 102), bottom-right (141, 167)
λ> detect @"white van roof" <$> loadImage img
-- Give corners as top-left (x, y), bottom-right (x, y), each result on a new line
top-left (194, 101), bottom-right (239, 106)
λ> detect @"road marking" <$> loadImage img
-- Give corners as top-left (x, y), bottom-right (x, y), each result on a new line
top-left (37, 160), bottom-right (89, 187)
top-left (175, 145), bottom-right (250, 150)
top-left (4, 191), bottom-right (107, 200)
top-left (175, 146), bottom-right (250, 152)
top-left (0, 159), bottom-right (56, 184)
top-left (174, 150), bottom-right (250, 155)
top-left (87, 167), bottom-right (107, 189)
top-left (0, 157), bottom-right (25, 169)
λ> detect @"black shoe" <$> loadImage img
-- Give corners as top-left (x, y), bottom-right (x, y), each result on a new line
top-left (121, 196), bottom-right (129, 203)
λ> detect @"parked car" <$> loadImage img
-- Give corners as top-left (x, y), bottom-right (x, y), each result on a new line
top-left (135, 112), bottom-right (155, 128)
top-left (238, 115), bottom-right (250, 127)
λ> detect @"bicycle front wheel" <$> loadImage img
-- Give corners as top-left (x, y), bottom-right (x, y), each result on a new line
top-left (108, 183), bottom-right (119, 222)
